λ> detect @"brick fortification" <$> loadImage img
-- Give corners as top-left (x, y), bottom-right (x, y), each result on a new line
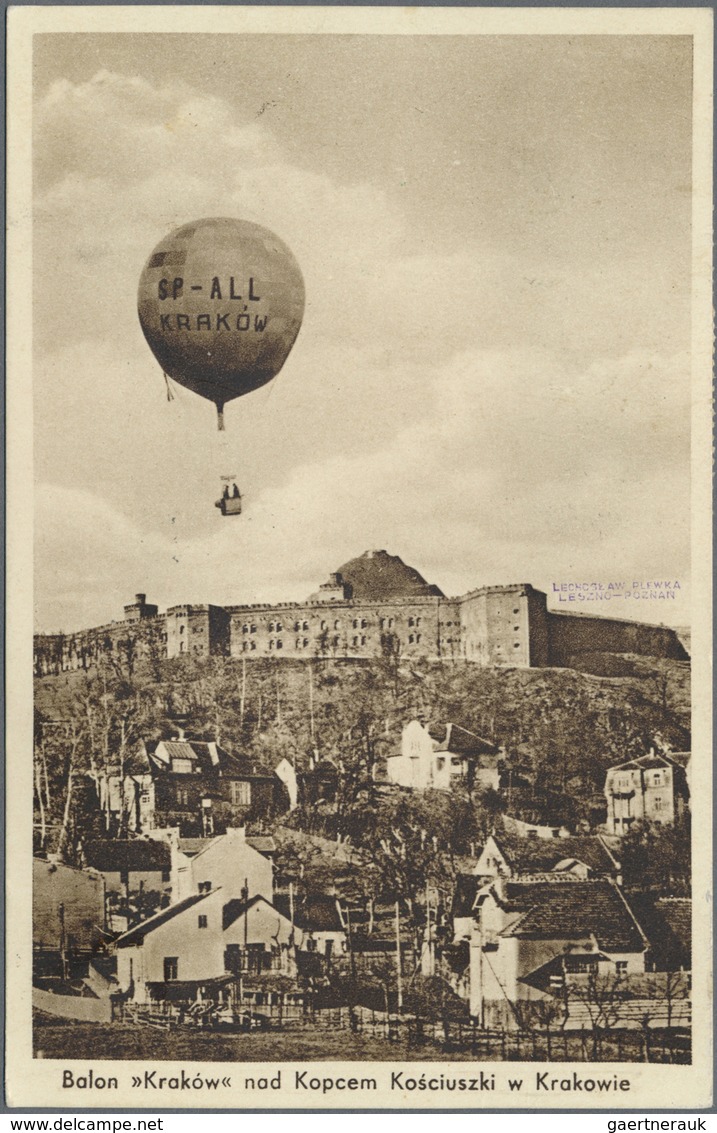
top-left (34, 551), bottom-right (688, 676)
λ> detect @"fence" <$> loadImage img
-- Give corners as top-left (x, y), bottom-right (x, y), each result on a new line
top-left (120, 999), bottom-right (690, 1063)
top-left (351, 1013), bottom-right (691, 1064)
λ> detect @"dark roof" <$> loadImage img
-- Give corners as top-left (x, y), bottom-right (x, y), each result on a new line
top-left (221, 895), bottom-right (292, 932)
top-left (177, 838), bottom-right (207, 857)
top-left (149, 739), bottom-right (268, 780)
top-left (115, 892), bottom-right (210, 947)
top-left (332, 550), bottom-right (444, 601)
top-left (629, 895), bottom-right (691, 970)
top-left (490, 830), bottom-right (619, 877)
top-left (609, 752), bottom-right (687, 774)
top-left (452, 874), bottom-right (483, 918)
top-left (274, 894), bottom-right (344, 933)
top-left (497, 879), bottom-right (647, 953)
top-left (247, 835), bottom-right (276, 856)
top-left (83, 839), bottom-right (170, 873)
top-left (177, 834), bottom-right (275, 859)
top-left (429, 723), bottom-right (497, 756)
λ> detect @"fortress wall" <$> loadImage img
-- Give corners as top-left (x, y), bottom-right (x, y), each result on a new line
top-left (526, 588), bottom-right (550, 666)
top-left (33, 584), bottom-right (689, 675)
top-left (230, 597), bottom-right (445, 660)
top-left (546, 612), bottom-right (689, 666)
top-left (459, 587), bottom-right (533, 666)
top-left (437, 599), bottom-right (461, 660)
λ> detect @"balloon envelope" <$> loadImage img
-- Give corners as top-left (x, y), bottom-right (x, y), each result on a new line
top-left (137, 217), bottom-right (305, 412)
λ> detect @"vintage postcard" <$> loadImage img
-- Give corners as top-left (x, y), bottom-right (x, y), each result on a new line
top-left (6, 4), bottom-right (713, 1110)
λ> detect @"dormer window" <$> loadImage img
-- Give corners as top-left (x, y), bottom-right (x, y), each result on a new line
top-left (172, 758), bottom-right (193, 774)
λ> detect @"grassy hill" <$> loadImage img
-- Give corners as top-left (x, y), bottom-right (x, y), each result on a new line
top-left (35, 650), bottom-right (690, 807)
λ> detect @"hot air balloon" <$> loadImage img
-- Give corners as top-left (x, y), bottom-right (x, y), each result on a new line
top-left (137, 217), bottom-right (305, 513)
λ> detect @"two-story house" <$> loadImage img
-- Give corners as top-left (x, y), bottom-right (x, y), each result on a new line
top-left (387, 720), bottom-right (499, 792)
top-left (469, 877), bottom-right (649, 1029)
top-left (604, 751), bottom-right (690, 836)
top-left (114, 888), bottom-right (302, 1005)
top-left (96, 738), bottom-right (277, 838)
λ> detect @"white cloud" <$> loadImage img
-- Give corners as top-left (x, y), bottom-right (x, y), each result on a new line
top-left (32, 68), bottom-right (691, 632)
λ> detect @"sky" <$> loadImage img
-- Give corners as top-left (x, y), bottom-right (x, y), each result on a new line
top-left (32, 33), bottom-right (693, 633)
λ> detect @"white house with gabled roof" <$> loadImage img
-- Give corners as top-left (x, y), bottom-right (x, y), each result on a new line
top-left (114, 889), bottom-right (302, 1004)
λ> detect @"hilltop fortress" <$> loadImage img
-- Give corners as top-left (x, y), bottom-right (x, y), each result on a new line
top-left (33, 550), bottom-right (688, 677)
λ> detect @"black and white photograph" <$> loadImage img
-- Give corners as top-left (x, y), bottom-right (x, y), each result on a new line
top-left (6, 4), bottom-right (713, 1110)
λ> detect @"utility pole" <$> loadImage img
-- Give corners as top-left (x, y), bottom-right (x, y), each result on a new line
top-left (240, 656), bottom-right (246, 729)
top-left (395, 901), bottom-right (403, 1013)
top-left (346, 903), bottom-right (356, 979)
top-left (308, 664), bottom-right (315, 747)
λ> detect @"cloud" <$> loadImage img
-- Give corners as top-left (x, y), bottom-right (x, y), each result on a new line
top-left (32, 67), bottom-right (691, 632)
top-left (35, 344), bottom-right (690, 632)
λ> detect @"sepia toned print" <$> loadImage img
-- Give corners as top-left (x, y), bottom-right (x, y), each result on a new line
top-left (6, 5), bottom-right (713, 1110)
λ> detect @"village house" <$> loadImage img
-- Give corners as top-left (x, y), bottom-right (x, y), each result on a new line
top-left (148, 827), bottom-right (274, 904)
top-left (387, 720), bottom-right (499, 793)
top-left (628, 895), bottom-right (692, 973)
top-left (604, 750), bottom-right (690, 836)
top-left (95, 737), bottom-right (277, 838)
top-left (33, 857), bottom-right (106, 973)
top-left (469, 876), bottom-right (649, 1029)
top-left (274, 893), bottom-right (346, 960)
top-left (81, 838), bottom-right (172, 898)
top-left (114, 888), bottom-right (303, 1006)
top-left (451, 828), bottom-right (621, 943)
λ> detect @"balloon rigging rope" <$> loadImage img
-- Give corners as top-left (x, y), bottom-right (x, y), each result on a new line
top-left (163, 372), bottom-right (175, 402)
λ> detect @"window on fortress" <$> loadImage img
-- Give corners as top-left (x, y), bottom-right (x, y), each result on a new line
top-left (514, 642), bottom-right (520, 648)
top-left (513, 608), bottom-right (519, 615)
top-left (654, 796), bottom-right (663, 812)
top-left (408, 617), bottom-right (415, 627)
top-left (277, 622), bottom-right (283, 632)
top-left (269, 640), bottom-right (274, 650)
top-left (198, 915), bottom-right (208, 929)
top-left (361, 636), bottom-right (366, 646)
top-left (321, 620), bottom-right (328, 631)
top-left (514, 625), bottom-right (519, 632)
top-left (179, 625), bottom-right (185, 634)
top-left (334, 620), bottom-right (340, 630)
top-left (352, 619), bottom-right (359, 629)
top-left (408, 634), bottom-right (414, 644)
top-left (269, 623), bottom-right (275, 632)
top-left (250, 625), bottom-right (256, 634)
top-left (352, 636), bottom-right (359, 647)
top-left (295, 638), bottom-right (302, 650)
top-left (416, 634), bottom-right (421, 644)
top-left (388, 618), bottom-right (394, 629)
top-left (243, 624), bottom-right (249, 634)
top-left (294, 621), bottom-right (300, 632)
top-left (250, 642), bottom-right (256, 651)
top-left (302, 621), bottom-right (309, 631)
top-left (361, 619), bottom-right (367, 629)
top-left (333, 636), bottom-right (340, 647)
top-left (276, 640), bottom-right (283, 649)
top-left (304, 638), bottom-right (309, 648)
